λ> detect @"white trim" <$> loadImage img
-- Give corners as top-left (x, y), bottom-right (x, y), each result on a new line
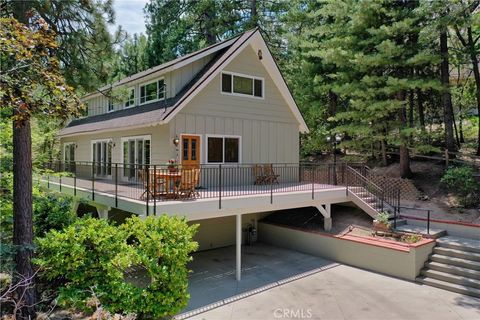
top-left (82, 36), bottom-right (238, 99)
top-left (205, 134), bottom-right (242, 164)
top-left (220, 71), bottom-right (265, 100)
top-left (120, 134), bottom-right (152, 165)
top-left (179, 133), bottom-right (203, 165)
top-left (124, 87), bottom-right (136, 109)
top-left (139, 78), bottom-right (165, 106)
top-left (163, 30), bottom-right (309, 133)
top-left (90, 138), bottom-right (113, 162)
top-left (63, 142), bottom-right (75, 162)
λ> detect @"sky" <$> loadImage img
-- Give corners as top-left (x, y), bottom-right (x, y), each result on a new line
top-left (110, 0), bottom-right (149, 36)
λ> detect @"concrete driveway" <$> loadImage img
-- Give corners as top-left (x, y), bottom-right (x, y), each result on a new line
top-left (181, 243), bottom-right (480, 320)
top-left (185, 243), bottom-right (335, 312)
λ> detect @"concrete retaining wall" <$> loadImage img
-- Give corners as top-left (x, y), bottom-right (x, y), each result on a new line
top-left (403, 216), bottom-right (480, 240)
top-left (259, 222), bottom-right (435, 281)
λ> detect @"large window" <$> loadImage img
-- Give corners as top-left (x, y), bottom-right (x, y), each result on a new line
top-left (221, 72), bottom-right (263, 98)
top-left (91, 139), bottom-right (113, 177)
top-left (121, 136), bottom-right (151, 180)
top-left (64, 143), bottom-right (76, 173)
top-left (207, 136), bottom-right (240, 164)
top-left (125, 87), bottom-right (135, 108)
top-left (140, 79), bottom-right (165, 104)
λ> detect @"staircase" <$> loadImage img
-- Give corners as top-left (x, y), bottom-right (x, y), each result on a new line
top-left (417, 236), bottom-right (480, 298)
top-left (344, 165), bottom-right (400, 219)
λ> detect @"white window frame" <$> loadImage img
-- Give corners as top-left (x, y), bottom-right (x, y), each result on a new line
top-left (120, 135), bottom-right (152, 164)
top-left (139, 78), bottom-right (165, 105)
top-left (221, 71), bottom-right (264, 99)
top-left (107, 99), bottom-right (115, 113)
top-left (205, 134), bottom-right (242, 164)
top-left (63, 142), bottom-right (76, 162)
top-left (90, 138), bottom-right (113, 161)
top-left (124, 87), bottom-right (136, 109)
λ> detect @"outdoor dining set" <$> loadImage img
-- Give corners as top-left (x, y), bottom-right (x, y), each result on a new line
top-left (139, 164), bottom-right (280, 200)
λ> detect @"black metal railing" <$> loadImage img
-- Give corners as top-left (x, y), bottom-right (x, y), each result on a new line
top-left (397, 206), bottom-right (432, 235)
top-left (37, 161), bottom-right (347, 214)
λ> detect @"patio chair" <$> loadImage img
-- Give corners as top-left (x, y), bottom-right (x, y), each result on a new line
top-left (263, 164), bottom-right (280, 184)
top-left (174, 168), bottom-right (200, 199)
top-left (253, 164), bottom-right (266, 185)
top-left (139, 168), bottom-right (166, 199)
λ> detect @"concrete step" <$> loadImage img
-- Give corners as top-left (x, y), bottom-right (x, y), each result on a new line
top-left (416, 276), bottom-right (480, 298)
top-left (436, 236), bottom-right (480, 254)
top-left (395, 225), bottom-right (446, 239)
top-left (431, 254), bottom-right (480, 270)
top-left (390, 219), bottom-right (407, 227)
top-left (433, 247), bottom-right (480, 262)
top-left (421, 269), bottom-right (480, 289)
top-left (426, 261), bottom-right (480, 280)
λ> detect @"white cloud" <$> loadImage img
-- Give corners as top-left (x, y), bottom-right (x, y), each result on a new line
top-left (110, 0), bottom-right (149, 36)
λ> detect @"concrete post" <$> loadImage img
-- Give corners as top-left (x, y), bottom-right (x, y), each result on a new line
top-left (236, 213), bottom-right (242, 281)
top-left (324, 217), bottom-right (333, 231)
top-left (97, 207), bottom-right (110, 220)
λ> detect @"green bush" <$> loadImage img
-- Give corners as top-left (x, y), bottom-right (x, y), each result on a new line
top-left (35, 215), bottom-right (198, 318)
top-left (33, 191), bottom-right (77, 237)
top-left (441, 166), bottom-right (479, 207)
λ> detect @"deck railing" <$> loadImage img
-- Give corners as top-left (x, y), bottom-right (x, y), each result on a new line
top-left (37, 161), bottom-right (349, 214)
top-left (37, 161), bottom-right (401, 217)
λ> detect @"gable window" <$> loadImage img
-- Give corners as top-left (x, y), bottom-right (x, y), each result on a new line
top-left (140, 79), bottom-right (165, 104)
top-left (207, 135), bottom-right (240, 164)
top-left (108, 99), bottom-right (114, 112)
top-left (221, 72), bottom-right (263, 98)
top-left (125, 87), bottom-right (135, 108)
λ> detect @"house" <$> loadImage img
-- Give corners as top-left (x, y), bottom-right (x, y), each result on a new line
top-left (43, 28), bottom-right (392, 282)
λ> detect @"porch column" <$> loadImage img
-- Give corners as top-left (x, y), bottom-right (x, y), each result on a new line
top-left (324, 203), bottom-right (332, 231)
top-left (236, 213), bottom-right (242, 281)
top-left (96, 206), bottom-right (111, 220)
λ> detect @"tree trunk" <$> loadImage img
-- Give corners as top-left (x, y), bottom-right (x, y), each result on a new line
top-left (440, 28), bottom-right (457, 152)
top-left (416, 88), bottom-right (426, 131)
top-left (408, 90), bottom-right (414, 128)
top-left (465, 27), bottom-right (480, 155)
top-left (12, 3), bottom-right (37, 319)
top-left (250, 0), bottom-right (258, 28)
top-left (381, 138), bottom-right (388, 167)
top-left (398, 91), bottom-right (412, 178)
top-left (13, 119), bottom-right (36, 320)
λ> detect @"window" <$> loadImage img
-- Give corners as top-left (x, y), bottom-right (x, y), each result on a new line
top-left (108, 99), bottom-right (114, 112)
top-left (207, 136), bottom-right (240, 163)
top-left (121, 136), bottom-right (151, 179)
top-left (221, 72), bottom-right (263, 98)
top-left (140, 79), bottom-right (165, 104)
top-left (125, 88), bottom-right (135, 108)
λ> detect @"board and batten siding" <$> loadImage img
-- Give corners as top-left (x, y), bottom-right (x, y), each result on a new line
top-left (60, 125), bottom-right (171, 164)
top-left (170, 44), bottom-right (300, 164)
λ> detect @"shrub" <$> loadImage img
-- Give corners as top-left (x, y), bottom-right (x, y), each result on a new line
top-left (33, 191), bottom-right (77, 237)
top-left (441, 166), bottom-right (479, 207)
top-left (375, 211), bottom-right (391, 225)
top-left (34, 218), bottom-right (135, 310)
top-left (35, 215), bottom-right (198, 318)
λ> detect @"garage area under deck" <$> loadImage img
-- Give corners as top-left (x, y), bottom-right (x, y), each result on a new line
top-left (183, 243), bottom-right (337, 314)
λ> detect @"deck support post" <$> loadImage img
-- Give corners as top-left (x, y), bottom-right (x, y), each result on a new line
top-left (97, 206), bottom-right (110, 220)
top-left (236, 213), bottom-right (242, 281)
top-left (317, 203), bottom-right (332, 232)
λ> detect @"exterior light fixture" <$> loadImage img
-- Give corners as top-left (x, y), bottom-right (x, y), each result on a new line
top-left (108, 141), bottom-right (115, 148)
top-left (173, 136), bottom-right (180, 146)
top-left (258, 49), bottom-right (263, 60)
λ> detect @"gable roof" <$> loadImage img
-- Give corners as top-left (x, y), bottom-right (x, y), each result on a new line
top-left (59, 29), bottom-right (308, 137)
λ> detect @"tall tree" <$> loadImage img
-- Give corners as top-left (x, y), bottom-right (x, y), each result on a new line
top-left (453, 0), bottom-right (480, 154)
top-left (111, 33), bottom-right (149, 80)
top-left (0, 17), bottom-right (81, 318)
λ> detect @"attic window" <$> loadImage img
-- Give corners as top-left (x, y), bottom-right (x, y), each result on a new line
top-left (140, 79), bottom-right (165, 104)
top-left (221, 72), bottom-right (263, 98)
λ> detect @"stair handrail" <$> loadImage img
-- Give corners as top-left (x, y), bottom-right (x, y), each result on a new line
top-left (345, 165), bottom-right (385, 213)
top-left (345, 164), bottom-right (401, 216)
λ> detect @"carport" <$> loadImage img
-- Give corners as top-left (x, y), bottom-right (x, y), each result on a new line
top-left (184, 243), bottom-right (336, 313)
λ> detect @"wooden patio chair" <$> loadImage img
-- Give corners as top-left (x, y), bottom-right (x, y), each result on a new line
top-left (139, 168), bottom-right (166, 199)
top-left (174, 168), bottom-right (200, 199)
top-left (263, 164), bottom-right (280, 184)
top-left (253, 164), bottom-right (266, 185)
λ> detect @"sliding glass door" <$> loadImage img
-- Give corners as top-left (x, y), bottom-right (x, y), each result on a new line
top-left (122, 136), bottom-right (151, 180)
top-left (92, 140), bottom-right (112, 178)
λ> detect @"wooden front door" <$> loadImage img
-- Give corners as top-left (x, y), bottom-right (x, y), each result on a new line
top-left (181, 135), bottom-right (200, 168)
